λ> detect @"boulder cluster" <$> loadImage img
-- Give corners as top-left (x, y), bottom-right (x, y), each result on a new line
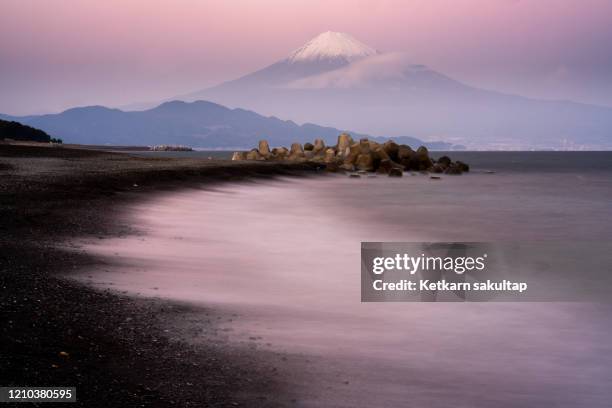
top-left (232, 133), bottom-right (469, 176)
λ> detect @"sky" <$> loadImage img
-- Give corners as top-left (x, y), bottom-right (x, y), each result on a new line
top-left (1, 0), bottom-right (612, 115)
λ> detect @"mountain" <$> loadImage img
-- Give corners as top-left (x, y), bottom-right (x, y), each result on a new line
top-left (199, 31), bottom-right (378, 92)
top-left (287, 31), bottom-right (378, 63)
top-left (0, 100), bottom-right (449, 149)
top-left (0, 119), bottom-right (51, 142)
top-left (183, 31), bottom-right (612, 150)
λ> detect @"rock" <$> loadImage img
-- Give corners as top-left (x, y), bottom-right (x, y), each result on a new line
top-left (349, 174), bottom-right (361, 178)
top-left (290, 143), bottom-right (304, 156)
top-left (288, 143), bottom-right (305, 160)
top-left (258, 140), bottom-right (271, 156)
top-left (397, 145), bottom-right (414, 161)
top-left (337, 133), bottom-right (353, 157)
top-left (371, 147), bottom-right (387, 169)
top-left (325, 162), bottom-right (340, 172)
top-left (372, 146), bottom-right (389, 160)
top-left (343, 144), bottom-right (360, 166)
top-left (313, 138), bottom-right (326, 153)
top-left (272, 147), bottom-right (289, 160)
top-left (312, 148), bottom-right (326, 159)
top-left (359, 138), bottom-right (371, 154)
top-left (388, 168), bottom-right (403, 177)
top-left (376, 159), bottom-right (403, 174)
top-left (368, 140), bottom-right (381, 151)
top-left (397, 145), bottom-right (418, 169)
top-left (355, 153), bottom-right (374, 171)
top-left (323, 148), bottom-right (336, 163)
top-left (310, 154), bottom-right (324, 163)
top-left (343, 156), bottom-right (357, 168)
top-left (289, 157), bottom-right (307, 163)
top-left (411, 146), bottom-right (433, 171)
top-left (416, 145), bottom-right (429, 155)
top-left (383, 141), bottom-right (400, 161)
top-left (340, 163), bottom-right (355, 171)
top-left (231, 152), bottom-right (246, 161)
top-left (430, 176), bottom-right (442, 180)
top-left (376, 169), bottom-right (387, 175)
top-left (444, 164), bottom-right (463, 175)
top-left (348, 142), bottom-right (361, 158)
top-left (456, 161), bottom-right (470, 172)
top-left (288, 156), bottom-right (307, 163)
top-left (246, 149), bottom-right (261, 160)
top-left (233, 139), bottom-right (468, 177)
top-left (436, 155), bottom-right (451, 168)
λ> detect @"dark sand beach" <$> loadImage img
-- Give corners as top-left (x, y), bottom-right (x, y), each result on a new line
top-left (0, 143), bottom-right (320, 407)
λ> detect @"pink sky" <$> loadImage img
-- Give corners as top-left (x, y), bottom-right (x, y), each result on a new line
top-left (1, 0), bottom-right (611, 114)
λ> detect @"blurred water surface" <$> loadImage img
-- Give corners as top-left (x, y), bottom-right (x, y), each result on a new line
top-left (79, 152), bottom-right (612, 407)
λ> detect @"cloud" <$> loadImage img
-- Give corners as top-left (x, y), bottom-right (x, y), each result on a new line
top-left (285, 52), bottom-right (424, 89)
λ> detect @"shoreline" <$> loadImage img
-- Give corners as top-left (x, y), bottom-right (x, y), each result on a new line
top-left (0, 144), bottom-right (321, 407)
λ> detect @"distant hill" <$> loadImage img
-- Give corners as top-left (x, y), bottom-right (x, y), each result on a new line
top-left (0, 119), bottom-right (51, 142)
top-left (0, 100), bottom-right (453, 150)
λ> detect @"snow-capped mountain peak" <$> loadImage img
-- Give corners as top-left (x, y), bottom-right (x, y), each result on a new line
top-left (286, 31), bottom-right (378, 64)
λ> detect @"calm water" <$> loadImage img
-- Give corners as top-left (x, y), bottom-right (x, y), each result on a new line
top-left (127, 150), bottom-right (235, 159)
top-left (76, 152), bottom-right (612, 407)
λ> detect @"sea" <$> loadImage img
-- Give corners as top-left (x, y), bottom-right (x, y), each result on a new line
top-left (73, 152), bottom-right (612, 407)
